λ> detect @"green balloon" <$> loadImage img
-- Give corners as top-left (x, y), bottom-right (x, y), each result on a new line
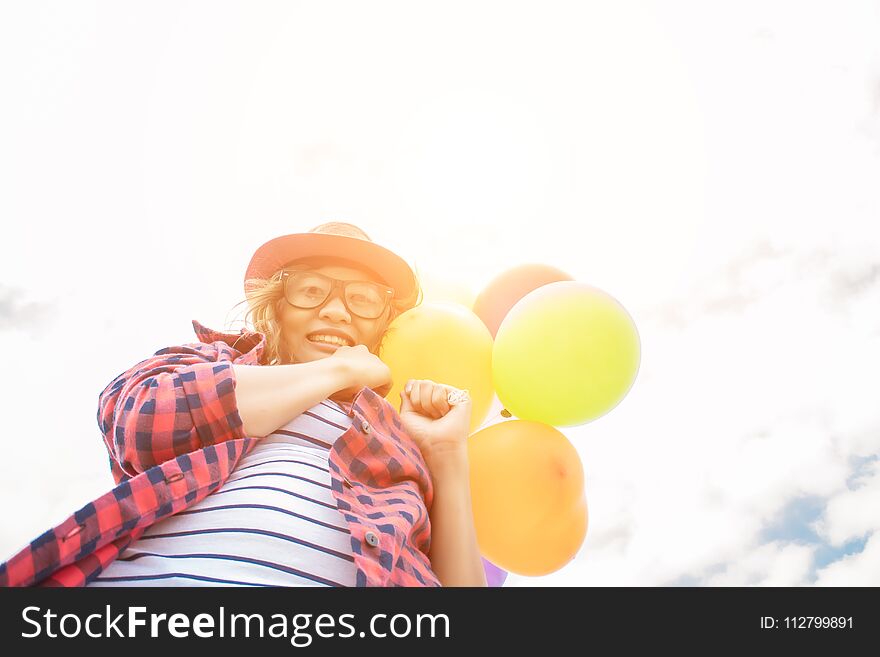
top-left (492, 281), bottom-right (640, 427)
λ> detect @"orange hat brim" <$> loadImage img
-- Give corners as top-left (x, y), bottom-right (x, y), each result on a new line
top-left (245, 232), bottom-right (418, 308)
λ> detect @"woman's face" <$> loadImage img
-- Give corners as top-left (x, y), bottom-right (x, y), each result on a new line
top-left (277, 262), bottom-right (391, 363)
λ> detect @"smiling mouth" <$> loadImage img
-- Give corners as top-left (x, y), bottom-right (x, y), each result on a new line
top-left (305, 334), bottom-right (354, 350)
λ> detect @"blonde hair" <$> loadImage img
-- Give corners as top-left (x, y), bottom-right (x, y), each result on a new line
top-left (228, 264), bottom-right (423, 365)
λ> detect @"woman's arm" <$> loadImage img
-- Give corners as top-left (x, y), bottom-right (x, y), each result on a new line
top-left (231, 359), bottom-right (350, 438)
top-left (232, 344), bottom-right (392, 438)
top-left (426, 447), bottom-right (488, 587)
top-left (98, 344), bottom-right (245, 477)
top-left (98, 343), bottom-right (353, 478)
top-left (397, 380), bottom-right (488, 587)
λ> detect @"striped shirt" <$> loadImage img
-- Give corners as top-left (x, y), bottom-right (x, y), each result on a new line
top-left (88, 400), bottom-right (356, 587)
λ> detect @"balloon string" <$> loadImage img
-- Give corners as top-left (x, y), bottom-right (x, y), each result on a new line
top-left (474, 408), bottom-right (513, 433)
top-left (446, 388), bottom-right (471, 405)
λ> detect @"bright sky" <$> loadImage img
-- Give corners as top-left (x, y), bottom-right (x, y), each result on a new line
top-left (1, 0), bottom-right (879, 586)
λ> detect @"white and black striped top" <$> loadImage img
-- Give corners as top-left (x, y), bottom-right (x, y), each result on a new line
top-left (87, 400), bottom-right (356, 587)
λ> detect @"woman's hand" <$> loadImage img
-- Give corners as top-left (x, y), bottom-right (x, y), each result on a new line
top-left (327, 344), bottom-right (393, 402)
top-left (398, 379), bottom-right (472, 465)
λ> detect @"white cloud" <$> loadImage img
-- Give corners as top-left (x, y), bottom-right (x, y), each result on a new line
top-left (812, 460), bottom-right (880, 547)
top-left (814, 531), bottom-right (880, 586)
top-left (0, 285), bottom-right (51, 333)
top-left (703, 541), bottom-right (815, 586)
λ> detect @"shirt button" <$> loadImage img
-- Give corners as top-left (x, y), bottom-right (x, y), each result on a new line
top-left (361, 420), bottom-right (371, 434)
top-left (364, 531), bottom-right (380, 547)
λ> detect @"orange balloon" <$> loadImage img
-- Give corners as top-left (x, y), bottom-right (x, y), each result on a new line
top-left (473, 263), bottom-right (574, 338)
top-left (467, 419), bottom-right (588, 576)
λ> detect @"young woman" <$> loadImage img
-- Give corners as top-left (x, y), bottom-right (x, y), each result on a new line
top-left (0, 222), bottom-right (487, 587)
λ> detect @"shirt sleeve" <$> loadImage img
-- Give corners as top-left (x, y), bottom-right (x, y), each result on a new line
top-left (96, 342), bottom-right (246, 479)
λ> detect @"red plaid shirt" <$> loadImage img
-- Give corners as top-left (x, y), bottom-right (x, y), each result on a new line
top-left (0, 320), bottom-right (441, 587)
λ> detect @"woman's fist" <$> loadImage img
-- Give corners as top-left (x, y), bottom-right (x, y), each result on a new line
top-left (328, 344), bottom-right (393, 401)
top-left (398, 379), bottom-right (472, 464)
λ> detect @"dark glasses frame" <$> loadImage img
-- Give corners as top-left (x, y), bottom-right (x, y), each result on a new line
top-left (280, 269), bottom-right (395, 319)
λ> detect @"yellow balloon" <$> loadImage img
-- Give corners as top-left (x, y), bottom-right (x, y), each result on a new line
top-left (379, 301), bottom-right (494, 434)
top-left (468, 419), bottom-right (588, 576)
top-left (493, 281), bottom-right (640, 426)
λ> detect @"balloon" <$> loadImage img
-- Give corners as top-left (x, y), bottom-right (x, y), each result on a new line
top-left (379, 301), bottom-right (495, 434)
top-left (468, 419), bottom-right (588, 576)
top-left (482, 557), bottom-right (508, 587)
top-left (493, 281), bottom-right (640, 427)
top-left (473, 263), bottom-right (573, 338)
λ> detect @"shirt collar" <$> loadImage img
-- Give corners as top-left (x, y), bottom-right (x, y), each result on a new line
top-left (192, 319), bottom-right (267, 364)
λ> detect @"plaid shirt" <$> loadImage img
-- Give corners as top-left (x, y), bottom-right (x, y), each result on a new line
top-left (0, 320), bottom-right (440, 587)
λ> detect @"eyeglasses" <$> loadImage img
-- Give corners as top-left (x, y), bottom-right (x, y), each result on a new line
top-left (280, 270), bottom-right (394, 320)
